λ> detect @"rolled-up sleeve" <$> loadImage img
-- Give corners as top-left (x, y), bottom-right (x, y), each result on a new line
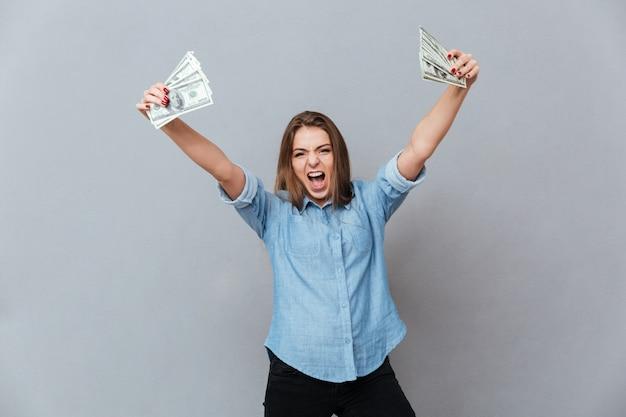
top-left (373, 149), bottom-right (427, 222)
top-left (217, 164), bottom-right (259, 208)
top-left (216, 164), bottom-right (276, 240)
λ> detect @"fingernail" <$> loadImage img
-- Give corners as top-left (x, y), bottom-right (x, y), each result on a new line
top-left (451, 68), bottom-right (456, 74)
top-left (164, 87), bottom-right (169, 93)
top-left (447, 53), bottom-right (451, 59)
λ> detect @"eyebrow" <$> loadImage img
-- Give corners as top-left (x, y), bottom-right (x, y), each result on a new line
top-left (293, 144), bottom-right (332, 152)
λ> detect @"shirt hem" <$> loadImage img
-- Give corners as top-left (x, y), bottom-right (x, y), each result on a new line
top-left (263, 322), bottom-right (408, 383)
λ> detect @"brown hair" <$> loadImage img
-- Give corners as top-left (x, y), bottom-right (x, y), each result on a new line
top-left (274, 111), bottom-right (353, 211)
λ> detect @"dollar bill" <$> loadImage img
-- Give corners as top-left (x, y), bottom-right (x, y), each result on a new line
top-left (420, 27), bottom-right (452, 67)
top-left (420, 55), bottom-right (466, 88)
top-left (149, 79), bottom-right (214, 129)
top-left (166, 51), bottom-right (195, 82)
top-left (168, 71), bottom-right (206, 89)
top-left (166, 55), bottom-right (202, 86)
top-left (147, 51), bottom-right (214, 129)
top-left (418, 26), bottom-right (466, 88)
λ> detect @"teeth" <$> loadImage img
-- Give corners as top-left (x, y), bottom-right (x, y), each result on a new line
top-left (308, 172), bottom-right (323, 178)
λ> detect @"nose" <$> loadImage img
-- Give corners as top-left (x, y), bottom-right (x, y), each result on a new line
top-left (307, 153), bottom-right (320, 167)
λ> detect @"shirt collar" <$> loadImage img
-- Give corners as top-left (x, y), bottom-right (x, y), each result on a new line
top-left (299, 194), bottom-right (351, 214)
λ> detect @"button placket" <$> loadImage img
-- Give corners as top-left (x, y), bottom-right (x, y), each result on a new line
top-left (335, 246), bottom-right (355, 373)
top-left (327, 215), bottom-right (357, 378)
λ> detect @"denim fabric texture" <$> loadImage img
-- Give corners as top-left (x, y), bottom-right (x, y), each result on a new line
top-left (217, 149), bottom-right (427, 382)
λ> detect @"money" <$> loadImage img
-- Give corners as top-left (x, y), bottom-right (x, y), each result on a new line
top-left (147, 51), bottom-right (214, 129)
top-left (418, 26), bottom-right (466, 88)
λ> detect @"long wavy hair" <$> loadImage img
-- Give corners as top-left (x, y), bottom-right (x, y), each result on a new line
top-left (274, 111), bottom-right (353, 211)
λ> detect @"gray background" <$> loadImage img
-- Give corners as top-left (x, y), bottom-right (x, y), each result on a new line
top-left (1, 0), bottom-right (625, 416)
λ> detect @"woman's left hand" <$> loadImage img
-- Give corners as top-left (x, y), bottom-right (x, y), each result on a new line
top-left (447, 49), bottom-right (479, 88)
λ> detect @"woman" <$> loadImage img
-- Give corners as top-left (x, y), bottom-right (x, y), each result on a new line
top-left (137, 49), bottom-right (479, 417)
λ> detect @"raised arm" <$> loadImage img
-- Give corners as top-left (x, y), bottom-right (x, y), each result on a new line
top-left (136, 82), bottom-right (244, 200)
top-left (397, 49), bottom-right (480, 180)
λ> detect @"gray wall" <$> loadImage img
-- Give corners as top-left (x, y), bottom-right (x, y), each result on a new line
top-left (1, 1), bottom-right (625, 416)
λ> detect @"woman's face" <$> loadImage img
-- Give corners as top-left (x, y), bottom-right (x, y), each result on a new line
top-left (291, 126), bottom-right (334, 205)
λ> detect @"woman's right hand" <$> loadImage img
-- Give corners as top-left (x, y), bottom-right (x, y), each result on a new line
top-left (136, 82), bottom-right (170, 120)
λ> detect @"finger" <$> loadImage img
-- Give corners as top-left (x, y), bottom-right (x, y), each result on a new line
top-left (151, 94), bottom-right (169, 106)
top-left (451, 53), bottom-right (473, 75)
top-left (452, 53), bottom-right (471, 74)
top-left (146, 87), bottom-right (169, 106)
top-left (141, 92), bottom-right (167, 107)
top-left (155, 82), bottom-right (169, 95)
top-left (136, 102), bottom-right (151, 115)
top-left (136, 100), bottom-right (152, 109)
top-left (455, 58), bottom-right (476, 77)
top-left (148, 86), bottom-right (166, 100)
top-left (447, 49), bottom-right (461, 60)
top-left (138, 92), bottom-right (155, 106)
top-left (135, 103), bottom-right (151, 120)
top-left (465, 65), bottom-right (479, 80)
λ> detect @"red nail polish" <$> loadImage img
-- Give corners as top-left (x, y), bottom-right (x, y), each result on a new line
top-left (451, 68), bottom-right (456, 74)
top-left (164, 87), bottom-right (169, 93)
top-left (447, 54), bottom-right (451, 59)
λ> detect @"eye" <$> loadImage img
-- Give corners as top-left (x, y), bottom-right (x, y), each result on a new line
top-left (321, 148), bottom-right (330, 154)
top-left (294, 153), bottom-right (304, 158)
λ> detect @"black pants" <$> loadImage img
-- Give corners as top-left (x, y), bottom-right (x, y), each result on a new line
top-left (264, 347), bottom-right (416, 417)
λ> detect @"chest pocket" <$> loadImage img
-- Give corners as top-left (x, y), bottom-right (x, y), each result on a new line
top-left (340, 212), bottom-right (373, 254)
top-left (285, 216), bottom-right (320, 257)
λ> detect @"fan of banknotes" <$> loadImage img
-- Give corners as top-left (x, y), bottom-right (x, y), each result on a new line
top-left (148, 51), bottom-right (214, 129)
top-left (419, 26), bottom-right (466, 88)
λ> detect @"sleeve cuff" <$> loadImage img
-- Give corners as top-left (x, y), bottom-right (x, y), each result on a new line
top-left (216, 163), bottom-right (259, 208)
top-left (384, 150), bottom-right (427, 193)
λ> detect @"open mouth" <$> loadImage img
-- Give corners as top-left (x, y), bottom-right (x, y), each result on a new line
top-left (307, 171), bottom-right (326, 191)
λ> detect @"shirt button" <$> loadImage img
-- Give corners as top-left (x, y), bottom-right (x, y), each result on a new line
top-left (344, 338), bottom-right (351, 344)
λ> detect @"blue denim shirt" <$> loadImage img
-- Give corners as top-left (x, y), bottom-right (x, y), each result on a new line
top-left (217, 149), bottom-right (427, 382)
